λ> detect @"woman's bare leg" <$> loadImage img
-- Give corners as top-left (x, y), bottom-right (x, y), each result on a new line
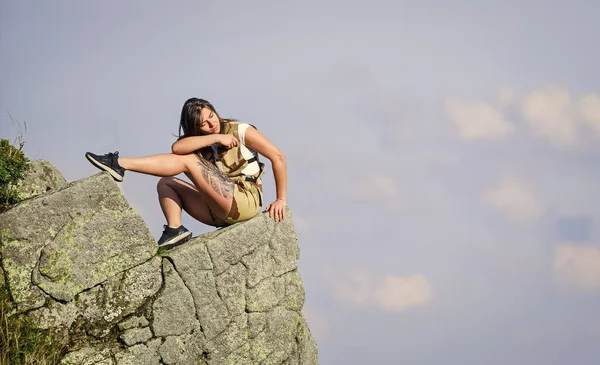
top-left (183, 156), bottom-right (235, 220)
top-left (157, 177), bottom-right (226, 227)
top-left (118, 153), bottom-right (234, 221)
top-left (118, 154), bottom-right (188, 177)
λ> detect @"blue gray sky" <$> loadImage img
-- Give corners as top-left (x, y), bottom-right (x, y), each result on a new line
top-left (2, 1), bottom-right (599, 364)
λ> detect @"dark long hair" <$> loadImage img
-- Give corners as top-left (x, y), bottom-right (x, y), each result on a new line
top-left (178, 98), bottom-right (234, 158)
top-left (178, 98), bottom-right (223, 139)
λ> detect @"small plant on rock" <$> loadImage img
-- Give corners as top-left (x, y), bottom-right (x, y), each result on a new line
top-left (0, 115), bottom-right (30, 212)
top-left (0, 138), bottom-right (30, 212)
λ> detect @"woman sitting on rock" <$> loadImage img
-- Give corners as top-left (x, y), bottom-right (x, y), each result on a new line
top-left (85, 98), bottom-right (287, 246)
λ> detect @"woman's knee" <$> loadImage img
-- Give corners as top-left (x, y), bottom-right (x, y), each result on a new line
top-left (157, 176), bottom-right (178, 193)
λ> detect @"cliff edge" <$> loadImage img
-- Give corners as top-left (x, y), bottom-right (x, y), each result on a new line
top-left (0, 160), bottom-right (318, 365)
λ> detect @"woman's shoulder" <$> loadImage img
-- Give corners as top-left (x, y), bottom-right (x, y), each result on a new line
top-left (224, 119), bottom-right (255, 127)
top-left (223, 119), bottom-right (257, 134)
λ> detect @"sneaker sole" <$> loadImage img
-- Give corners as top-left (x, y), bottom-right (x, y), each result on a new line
top-left (159, 231), bottom-right (192, 247)
top-left (85, 153), bottom-right (124, 182)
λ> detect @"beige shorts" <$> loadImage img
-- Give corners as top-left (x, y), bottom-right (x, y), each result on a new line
top-left (211, 178), bottom-right (263, 227)
top-left (225, 179), bottom-right (263, 224)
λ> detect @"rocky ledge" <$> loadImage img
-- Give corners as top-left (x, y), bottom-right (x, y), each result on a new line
top-left (0, 161), bottom-right (318, 365)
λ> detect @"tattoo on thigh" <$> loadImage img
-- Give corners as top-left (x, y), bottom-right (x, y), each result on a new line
top-left (196, 158), bottom-right (234, 199)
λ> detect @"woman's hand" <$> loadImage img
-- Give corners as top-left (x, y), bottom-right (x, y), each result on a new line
top-left (216, 135), bottom-right (239, 149)
top-left (266, 198), bottom-right (286, 222)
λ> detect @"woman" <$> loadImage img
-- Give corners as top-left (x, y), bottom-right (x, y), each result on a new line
top-left (85, 98), bottom-right (287, 247)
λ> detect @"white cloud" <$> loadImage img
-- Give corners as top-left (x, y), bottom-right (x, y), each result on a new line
top-left (444, 98), bottom-right (513, 140)
top-left (346, 174), bottom-right (404, 212)
top-left (374, 274), bottom-right (434, 311)
top-left (579, 93), bottom-right (600, 136)
top-left (333, 269), bottom-right (433, 312)
top-left (447, 86), bottom-right (600, 147)
top-left (483, 177), bottom-right (543, 223)
top-left (554, 244), bottom-right (600, 292)
top-left (521, 85), bottom-right (578, 147)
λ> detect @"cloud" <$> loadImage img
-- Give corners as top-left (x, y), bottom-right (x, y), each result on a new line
top-left (374, 274), bottom-right (434, 311)
top-left (444, 98), bottom-right (513, 140)
top-left (345, 174), bottom-right (404, 212)
top-left (554, 243), bottom-right (600, 292)
top-left (579, 93), bottom-right (600, 136)
top-left (332, 269), bottom-right (434, 312)
top-left (483, 176), bottom-right (544, 223)
top-left (446, 85), bottom-right (600, 148)
top-left (521, 85), bottom-right (578, 147)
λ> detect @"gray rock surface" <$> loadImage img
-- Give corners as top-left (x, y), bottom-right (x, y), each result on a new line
top-left (35, 206), bottom-right (156, 302)
top-left (241, 243), bottom-right (275, 287)
top-left (162, 241), bottom-right (230, 339)
top-left (120, 326), bottom-right (153, 346)
top-left (297, 316), bottom-right (320, 365)
top-left (16, 159), bottom-right (67, 200)
top-left (60, 347), bottom-right (114, 365)
top-left (159, 336), bottom-right (186, 365)
top-left (163, 328), bottom-right (206, 365)
top-left (1, 169), bottom-right (319, 364)
top-left (152, 259), bottom-right (198, 337)
top-left (250, 307), bottom-right (300, 364)
top-left (247, 275), bottom-right (286, 312)
top-left (215, 262), bottom-right (247, 316)
top-left (26, 247), bottom-right (162, 339)
top-left (118, 315), bottom-right (150, 331)
top-left (115, 338), bottom-right (162, 365)
top-left (1, 172), bottom-right (157, 310)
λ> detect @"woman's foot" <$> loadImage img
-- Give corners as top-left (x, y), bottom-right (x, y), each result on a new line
top-left (85, 151), bottom-right (126, 181)
top-left (157, 224), bottom-right (192, 247)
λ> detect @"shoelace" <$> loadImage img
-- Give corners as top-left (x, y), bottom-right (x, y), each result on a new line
top-left (110, 151), bottom-right (119, 165)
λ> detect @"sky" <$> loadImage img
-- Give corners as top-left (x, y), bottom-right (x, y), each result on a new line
top-left (2, 1), bottom-right (600, 364)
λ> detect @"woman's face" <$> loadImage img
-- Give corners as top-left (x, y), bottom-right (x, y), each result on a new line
top-left (198, 107), bottom-right (220, 134)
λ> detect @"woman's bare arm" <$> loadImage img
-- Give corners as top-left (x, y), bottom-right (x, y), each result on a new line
top-left (244, 126), bottom-right (287, 221)
top-left (171, 135), bottom-right (219, 155)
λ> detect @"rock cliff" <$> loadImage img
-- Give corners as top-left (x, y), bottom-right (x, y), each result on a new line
top-left (0, 160), bottom-right (318, 365)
